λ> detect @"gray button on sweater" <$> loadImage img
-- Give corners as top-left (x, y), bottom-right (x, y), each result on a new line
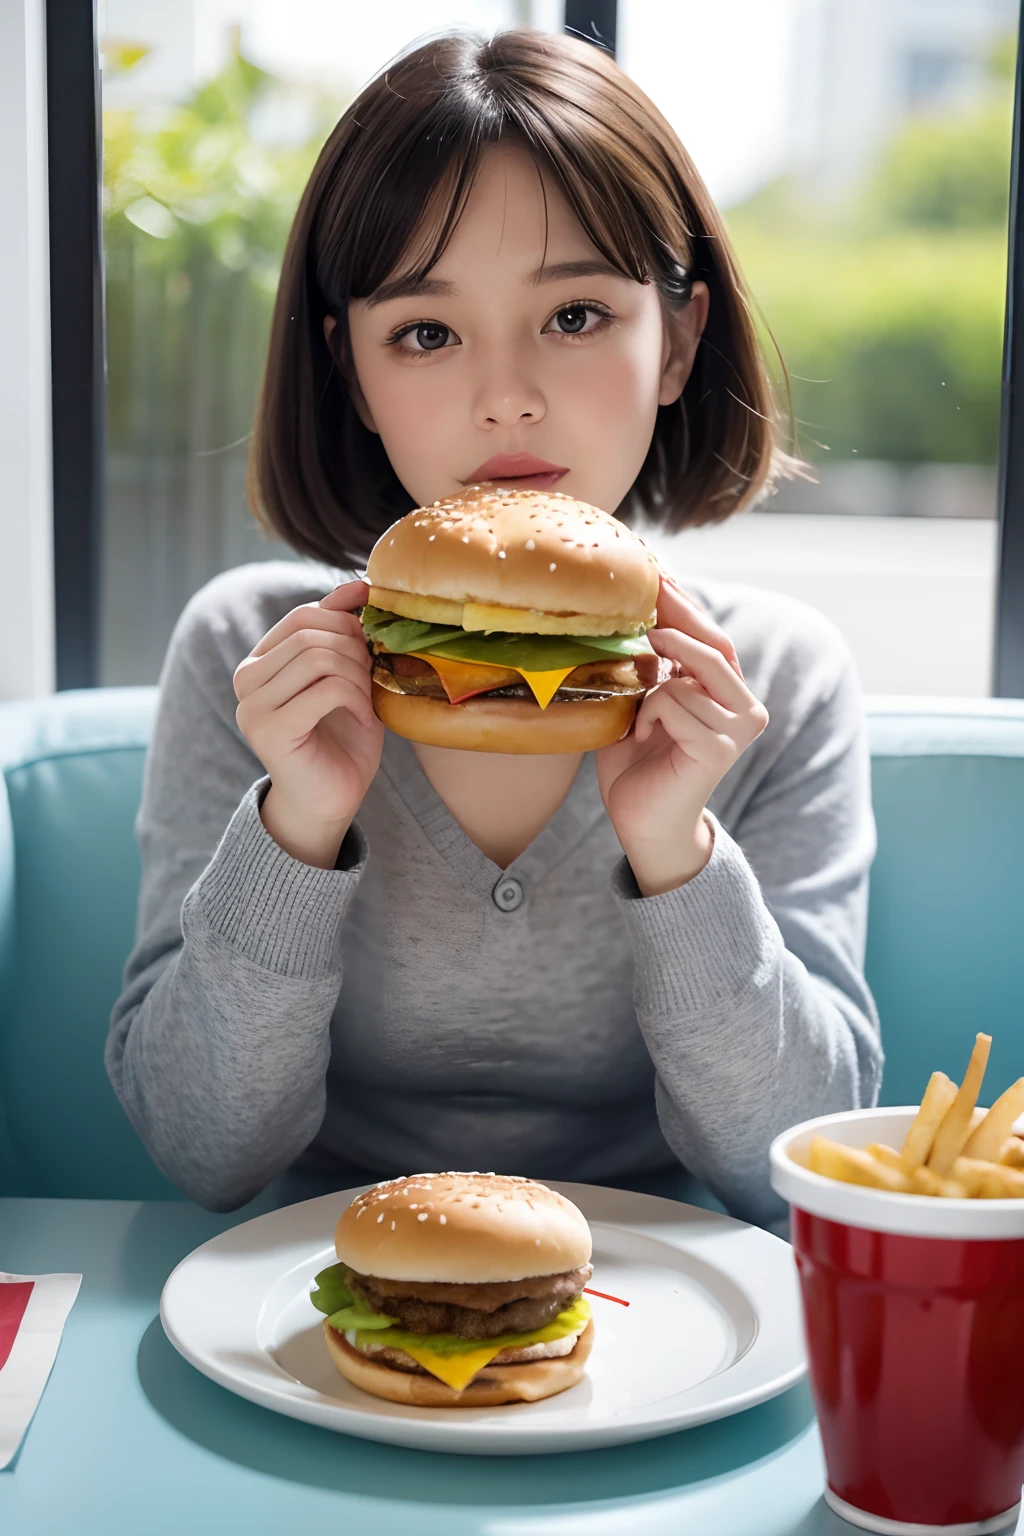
top-left (105, 560), bottom-right (882, 1222)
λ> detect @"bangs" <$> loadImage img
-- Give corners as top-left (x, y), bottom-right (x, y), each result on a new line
top-left (316, 40), bottom-right (686, 316)
top-left (251, 28), bottom-right (783, 566)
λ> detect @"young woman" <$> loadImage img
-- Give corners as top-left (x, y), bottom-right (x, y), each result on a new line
top-left (106, 29), bottom-right (881, 1223)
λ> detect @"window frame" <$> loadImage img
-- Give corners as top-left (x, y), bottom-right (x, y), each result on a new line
top-left (47, 0), bottom-right (104, 691)
top-left (995, 0), bottom-right (1024, 698)
top-left (564, 0), bottom-right (617, 53)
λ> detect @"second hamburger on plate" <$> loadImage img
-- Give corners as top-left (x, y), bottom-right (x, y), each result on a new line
top-left (362, 486), bottom-right (660, 753)
top-left (311, 1172), bottom-right (595, 1406)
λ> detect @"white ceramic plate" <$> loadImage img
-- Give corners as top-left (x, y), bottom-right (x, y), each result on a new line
top-left (160, 1181), bottom-right (805, 1455)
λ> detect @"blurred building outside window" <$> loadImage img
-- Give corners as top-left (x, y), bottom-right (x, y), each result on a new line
top-left (99, 0), bottom-right (1016, 694)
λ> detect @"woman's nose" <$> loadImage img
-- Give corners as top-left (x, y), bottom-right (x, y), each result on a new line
top-left (471, 347), bottom-right (547, 429)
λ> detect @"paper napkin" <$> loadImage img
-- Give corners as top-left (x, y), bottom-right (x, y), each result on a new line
top-left (0, 1273), bottom-right (81, 1469)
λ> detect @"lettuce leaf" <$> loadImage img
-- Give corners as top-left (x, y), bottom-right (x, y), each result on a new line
top-left (350, 1294), bottom-right (591, 1358)
top-left (311, 1263), bottom-right (400, 1330)
top-left (428, 631), bottom-right (651, 671)
top-left (328, 1302), bottom-right (399, 1332)
top-left (361, 606), bottom-right (652, 670)
top-left (360, 607), bottom-right (465, 653)
top-left (309, 1262), bottom-right (355, 1316)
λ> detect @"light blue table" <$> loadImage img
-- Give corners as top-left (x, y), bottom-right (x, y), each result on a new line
top-left (2, 1197), bottom-right (1018, 1536)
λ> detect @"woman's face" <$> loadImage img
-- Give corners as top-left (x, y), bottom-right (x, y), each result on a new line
top-left (344, 143), bottom-right (708, 514)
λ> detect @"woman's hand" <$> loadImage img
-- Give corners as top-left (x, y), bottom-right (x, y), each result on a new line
top-left (596, 576), bottom-right (768, 896)
top-left (233, 579), bottom-right (383, 868)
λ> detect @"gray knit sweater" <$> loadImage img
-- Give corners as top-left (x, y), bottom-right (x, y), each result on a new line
top-left (105, 559), bottom-right (881, 1222)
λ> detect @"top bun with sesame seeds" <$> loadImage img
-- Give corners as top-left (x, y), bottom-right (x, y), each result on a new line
top-left (366, 485), bottom-right (659, 635)
top-left (335, 1172), bottom-right (592, 1283)
top-left (361, 488), bottom-right (661, 753)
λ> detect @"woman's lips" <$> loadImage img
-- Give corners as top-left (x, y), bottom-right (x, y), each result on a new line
top-left (463, 453), bottom-right (569, 491)
top-left (485, 470), bottom-right (567, 490)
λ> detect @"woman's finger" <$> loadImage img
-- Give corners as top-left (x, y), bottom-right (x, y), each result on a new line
top-left (235, 627), bottom-right (369, 700)
top-left (655, 676), bottom-right (737, 734)
top-left (647, 627), bottom-right (753, 713)
top-left (236, 654), bottom-right (371, 745)
top-left (250, 598), bottom-right (365, 659)
top-left (636, 689), bottom-right (736, 770)
top-left (655, 577), bottom-right (743, 677)
top-left (319, 578), bottom-right (371, 612)
top-left (275, 675), bottom-right (377, 743)
top-left (254, 647), bottom-right (373, 716)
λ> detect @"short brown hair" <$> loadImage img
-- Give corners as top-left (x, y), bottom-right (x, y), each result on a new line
top-left (249, 29), bottom-right (783, 566)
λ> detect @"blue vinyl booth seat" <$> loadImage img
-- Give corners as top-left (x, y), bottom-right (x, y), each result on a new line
top-left (2, 689), bottom-right (1023, 1200)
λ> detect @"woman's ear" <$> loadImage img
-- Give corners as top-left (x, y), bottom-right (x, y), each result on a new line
top-left (323, 315), bottom-right (379, 434)
top-left (658, 280), bottom-right (710, 407)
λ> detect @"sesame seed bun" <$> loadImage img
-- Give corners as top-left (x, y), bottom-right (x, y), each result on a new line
top-left (370, 680), bottom-right (638, 754)
top-left (323, 1317), bottom-right (595, 1407)
top-left (335, 1173), bottom-right (593, 1283)
top-left (365, 486), bottom-right (659, 635)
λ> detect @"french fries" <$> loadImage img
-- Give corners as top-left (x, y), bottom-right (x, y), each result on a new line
top-left (962, 1079), bottom-right (1024, 1162)
top-left (910, 1166), bottom-right (968, 1199)
top-left (799, 1035), bottom-right (1024, 1200)
top-left (899, 1072), bottom-right (957, 1174)
top-left (927, 1034), bottom-right (991, 1176)
top-left (952, 1157), bottom-right (1024, 1199)
top-left (809, 1136), bottom-right (910, 1192)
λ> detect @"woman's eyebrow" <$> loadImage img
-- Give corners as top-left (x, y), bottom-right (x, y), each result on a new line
top-left (366, 258), bottom-right (627, 309)
top-left (529, 258), bottom-right (627, 286)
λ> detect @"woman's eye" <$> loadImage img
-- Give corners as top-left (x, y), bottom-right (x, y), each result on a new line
top-left (545, 303), bottom-right (611, 339)
top-left (393, 322), bottom-right (452, 353)
top-left (389, 304), bottom-right (610, 353)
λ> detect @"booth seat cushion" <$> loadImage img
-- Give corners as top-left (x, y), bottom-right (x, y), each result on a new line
top-left (0, 688), bottom-right (176, 1198)
top-left (865, 697), bottom-right (1024, 1106)
top-left (1, 689), bottom-right (1023, 1200)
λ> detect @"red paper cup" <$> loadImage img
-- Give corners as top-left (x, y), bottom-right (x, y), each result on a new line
top-left (771, 1108), bottom-right (1024, 1535)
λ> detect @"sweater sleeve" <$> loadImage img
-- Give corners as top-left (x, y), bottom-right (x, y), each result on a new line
top-left (105, 564), bottom-right (366, 1211)
top-left (612, 647), bottom-right (882, 1227)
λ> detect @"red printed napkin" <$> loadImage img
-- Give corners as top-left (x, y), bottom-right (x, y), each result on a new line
top-left (0, 1273), bottom-right (81, 1469)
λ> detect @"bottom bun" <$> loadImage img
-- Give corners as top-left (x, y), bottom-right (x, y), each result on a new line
top-left (324, 1318), bottom-right (595, 1407)
top-left (371, 680), bottom-right (638, 754)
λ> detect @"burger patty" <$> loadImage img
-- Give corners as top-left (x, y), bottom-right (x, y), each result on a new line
top-left (349, 1264), bottom-right (593, 1311)
top-left (373, 651), bottom-right (647, 701)
top-left (346, 1262), bottom-right (593, 1338)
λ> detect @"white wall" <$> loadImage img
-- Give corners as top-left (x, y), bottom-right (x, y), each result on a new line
top-left (0, 0), bottom-right (54, 701)
top-left (791, 0), bottom-right (1018, 194)
top-left (646, 513), bottom-right (996, 697)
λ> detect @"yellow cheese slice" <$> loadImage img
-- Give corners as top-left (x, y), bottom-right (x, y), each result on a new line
top-left (409, 652), bottom-right (519, 703)
top-left (517, 666), bottom-right (577, 710)
top-left (397, 1340), bottom-right (506, 1393)
top-left (409, 652), bottom-right (577, 711)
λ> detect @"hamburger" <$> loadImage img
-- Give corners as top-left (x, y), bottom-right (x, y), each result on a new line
top-left (310, 1172), bottom-right (595, 1407)
top-left (362, 486), bottom-right (660, 753)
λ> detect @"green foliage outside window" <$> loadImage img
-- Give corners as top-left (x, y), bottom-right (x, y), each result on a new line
top-left (104, 47), bottom-right (342, 462)
top-left (728, 43), bottom-right (1013, 466)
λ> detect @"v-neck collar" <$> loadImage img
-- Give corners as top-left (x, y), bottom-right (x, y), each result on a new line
top-left (378, 730), bottom-right (609, 894)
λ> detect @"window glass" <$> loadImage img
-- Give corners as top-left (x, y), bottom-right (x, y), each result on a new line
top-left (620, 0), bottom-right (1013, 517)
top-left (619, 0), bottom-right (1015, 694)
top-left (99, 2), bottom-right (560, 684)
